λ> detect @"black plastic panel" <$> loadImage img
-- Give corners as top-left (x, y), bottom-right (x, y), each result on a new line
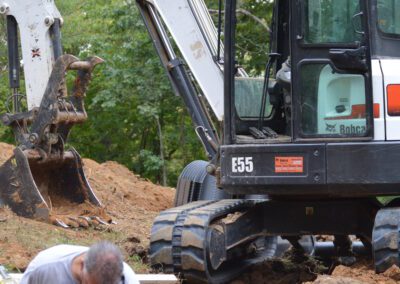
top-left (327, 142), bottom-right (400, 184)
top-left (221, 144), bottom-right (326, 186)
top-left (220, 142), bottom-right (400, 198)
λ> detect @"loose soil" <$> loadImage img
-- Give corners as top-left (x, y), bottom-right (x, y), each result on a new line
top-left (0, 143), bottom-right (174, 273)
top-left (233, 255), bottom-right (400, 284)
top-left (0, 142), bottom-right (399, 283)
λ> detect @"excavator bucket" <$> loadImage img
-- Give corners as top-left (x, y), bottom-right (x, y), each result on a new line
top-left (0, 147), bottom-right (102, 224)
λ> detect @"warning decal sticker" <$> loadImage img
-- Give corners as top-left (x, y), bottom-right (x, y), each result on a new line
top-left (275, 157), bottom-right (304, 173)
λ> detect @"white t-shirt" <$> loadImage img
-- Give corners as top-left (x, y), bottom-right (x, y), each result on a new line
top-left (21, 245), bottom-right (139, 284)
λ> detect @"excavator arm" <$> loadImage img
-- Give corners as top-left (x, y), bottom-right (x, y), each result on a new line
top-left (136, 0), bottom-right (227, 159)
top-left (1, 0), bottom-right (62, 110)
top-left (0, 0), bottom-right (109, 228)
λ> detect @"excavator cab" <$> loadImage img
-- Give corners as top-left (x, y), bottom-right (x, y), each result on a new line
top-left (222, 0), bottom-right (388, 195)
top-left (0, 0), bottom-right (107, 227)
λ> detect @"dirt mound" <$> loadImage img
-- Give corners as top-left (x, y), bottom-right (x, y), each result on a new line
top-left (0, 143), bottom-right (174, 272)
top-left (327, 261), bottom-right (400, 284)
top-left (0, 143), bottom-right (174, 215)
top-left (84, 159), bottom-right (172, 212)
top-left (233, 256), bottom-right (400, 284)
top-left (231, 252), bottom-right (328, 284)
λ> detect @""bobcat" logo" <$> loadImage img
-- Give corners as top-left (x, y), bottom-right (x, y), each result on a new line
top-left (325, 123), bottom-right (337, 133)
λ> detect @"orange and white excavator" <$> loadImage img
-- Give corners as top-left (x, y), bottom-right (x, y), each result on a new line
top-left (136, 0), bottom-right (400, 282)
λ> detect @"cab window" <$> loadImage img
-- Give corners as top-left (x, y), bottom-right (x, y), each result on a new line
top-left (304, 0), bottom-right (362, 44)
top-left (299, 0), bottom-right (369, 138)
top-left (378, 0), bottom-right (400, 36)
top-left (299, 64), bottom-right (367, 137)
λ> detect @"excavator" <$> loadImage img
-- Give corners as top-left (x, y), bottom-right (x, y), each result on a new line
top-left (0, 0), bottom-right (108, 228)
top-left (135, 0), bottom-right (400, 283)
top-left (2, 0), bottom-right (400, 283)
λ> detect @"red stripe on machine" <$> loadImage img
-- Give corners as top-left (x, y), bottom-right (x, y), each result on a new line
top-left (388, 85), bottom-right (400, 116)
top-left (325, 104), bottom-right (380, 120)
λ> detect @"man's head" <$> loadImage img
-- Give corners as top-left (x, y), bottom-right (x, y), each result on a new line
top-left (80, 241), bottom-right (124, 284)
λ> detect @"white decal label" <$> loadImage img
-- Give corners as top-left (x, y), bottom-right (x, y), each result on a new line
top-left (232, 157), bottom-right (254, 173)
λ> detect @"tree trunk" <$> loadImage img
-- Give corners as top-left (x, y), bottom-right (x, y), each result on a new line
top-left (156, 116), bottom-right (167, 186)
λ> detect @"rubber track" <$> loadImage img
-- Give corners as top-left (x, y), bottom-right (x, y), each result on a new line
top-left (150, 199), bottom-right (261, 283)
top-left (372, 207), bottom-right (400, 273)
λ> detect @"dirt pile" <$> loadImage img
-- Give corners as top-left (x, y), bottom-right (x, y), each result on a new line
top-left (309, 261), bottom-right (400, 283)
top-left (0, 142), bottom-right (174, 272)
top-left (326, 261), bottom-right (400, 284)
top-left (0, 143), bottom-right (174, 214)
top-left (231, 252), bottom-right (328, 284)
top-left (84, 159), bottom-right (172, 212)
top-left (233, 256), bottom-right (400, 284)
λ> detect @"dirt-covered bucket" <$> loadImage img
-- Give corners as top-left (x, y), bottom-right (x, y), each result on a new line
top-left (0, 147), bottom-right (102, 222)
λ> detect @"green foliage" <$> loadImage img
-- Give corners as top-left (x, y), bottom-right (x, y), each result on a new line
top-left (138, 149), bottom-right (164, 178)
top-left (205, 0), bottom-right (273, 75)
top-left (234, 0), bottom-right (273, 75)
top-left (56, 0), bottom-right (205, 185)
top-left (0, 21), bottom-right (14, 143)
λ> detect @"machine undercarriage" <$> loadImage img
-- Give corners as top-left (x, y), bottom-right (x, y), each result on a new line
top-left (150, 194), bottom-right (396, 283)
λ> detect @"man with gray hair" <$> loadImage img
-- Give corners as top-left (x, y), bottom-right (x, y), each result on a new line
top-left (21, 241), bottom-right (139, 284)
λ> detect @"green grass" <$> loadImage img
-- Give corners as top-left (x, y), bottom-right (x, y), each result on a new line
top-left (0, 216), bottom-right (150, 273)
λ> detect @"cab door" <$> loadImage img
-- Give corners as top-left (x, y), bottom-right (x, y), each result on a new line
top-left (290, 0), bottom-right (374, 140)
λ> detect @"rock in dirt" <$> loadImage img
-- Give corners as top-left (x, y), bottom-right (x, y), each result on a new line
top-left (310, 276), bottom-right (364, 284)
top-left (382, 265), bottom-right (400, 281)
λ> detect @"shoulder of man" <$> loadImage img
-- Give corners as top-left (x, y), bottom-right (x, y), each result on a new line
top-left (21, 261), bottom-right (77, 284)
top-left (25, 245), bottom-right (88, 273)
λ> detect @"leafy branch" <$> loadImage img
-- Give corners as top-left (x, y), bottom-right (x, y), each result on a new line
top-left (208, 8), bottom-right (271, 32)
